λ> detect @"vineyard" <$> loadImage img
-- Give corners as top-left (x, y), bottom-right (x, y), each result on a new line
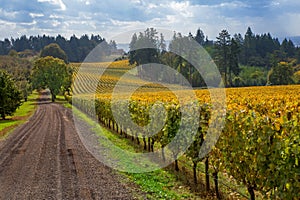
top-left (68, 60), bottom-right (300, 199)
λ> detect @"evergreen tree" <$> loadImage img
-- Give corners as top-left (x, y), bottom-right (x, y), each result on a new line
top-left (195, 28), bottom-right (205, 46)
top-left (109, 40), bottom-right (117, 50)
top-left (159, 33), bottom-right (167, 53)
top-left (233, 33), bottom-right (244, 62)
top-left (244, 27), bottom-right (256, 65)
top-left (229, 38), bottom-right (241, 86)
top-left (0, 70), bottom-right (22, 120)
top-left (281, 38), bottom-right (296, 58)
top-left (129, 33), bottom-right (138, 65)
top-left (128, 28), bottom-right (160, 80)
top-left (215, 29), bottom-right (231, 86)
top-left (69, 35), bottom-right (79, 62)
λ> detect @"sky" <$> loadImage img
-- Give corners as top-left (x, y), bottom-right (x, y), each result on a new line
top-left (1, 0), bottom-right (300, 44)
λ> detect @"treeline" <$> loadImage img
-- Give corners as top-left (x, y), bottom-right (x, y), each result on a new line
top-left (129, 27), bottom-right (300, 87)
top-left (0, 34), bottom-right (118, 62)
top-left (232, 27), bottom-right (298, 67)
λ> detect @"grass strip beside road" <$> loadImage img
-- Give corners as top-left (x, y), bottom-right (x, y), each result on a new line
top-left (56, 96), bottom-right (249, 199)
top-left (0, 91), bottom-right (39, 139)
top-left (71, 106), bottom-right (198, 200)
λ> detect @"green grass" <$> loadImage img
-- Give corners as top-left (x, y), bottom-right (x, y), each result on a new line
top-left (0, 91), bottom-right (39, 138)
top-left (59, 96), bottom-right (251, 199)
top-left (71, 106), bottom-right (198, 199)
top-left (0, 120), bottom-right (18, 130)
top-left (56, 94), bottom-right (72, 108)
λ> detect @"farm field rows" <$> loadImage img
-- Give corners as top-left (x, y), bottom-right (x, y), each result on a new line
top-left (69, 60), bottom-right (300, 199)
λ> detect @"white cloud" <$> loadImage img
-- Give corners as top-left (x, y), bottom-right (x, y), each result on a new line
top-left (78, 0), bottom-right (92, 5)
top-left (147, 3), bottom-right (157, 9)
top-left (0, 8), bottom-right (18, 19)
top-left (49, 14), bottom-right (63, 19)
top-left (130, 0), bottom-right (141, 4)
top-left (1, 0), bottom-right (300, 42)
top-left (20, 20), bottom-right (37, 26)
top-left (169, 1), bottom-right (193, 18)
top-left (37, 0), bottom-right (66, 11)
top-left (52, 20), bottom-right (61, 27)
top-left (216, 1), bottom-right (249, 9)
top-left (0, 19), bottom-right (16, 27)
top-left (271, 0), bottom-right (300, 5)
top-left (29, 13), bottom-right (44, 18)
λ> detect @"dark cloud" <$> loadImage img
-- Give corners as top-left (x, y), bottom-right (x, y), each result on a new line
top-left (0, 0), bottom-right (299, 40)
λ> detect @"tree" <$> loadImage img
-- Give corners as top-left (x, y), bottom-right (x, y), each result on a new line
top-left (293, 70), bottom-right (300, 83)
top-left (215, 29), bottom-right (231, 86)
top-left (215, 30), bottom-right (241, 87)
top-left (128, 28), bottom-right (160, 80)
top-left (244, 27), bottom-right (256, 64)
top-left (159, 33), bottom-right (167, 53)
top-left (268, 61), bottom-right (294, 85)
top-left (228, 38), bottom-right (241, 86)
top-left (0, 55), bottom-right (33, 101)
top-left (40, 43), bottom-right (68, 63)
top-left (281, 39), bottom-right (295, 58)
top-left (15, 80), bottom-right (31, 102)
top-left (195, 28), bottom-right (205, 46)
top-left (8, 49), bottom-right (18, 57)
top-left (31, 56), bottom-right (70, 102)
top-left (0, 70), bottom-right (22, 120)
top-left (109, 40), bottom-right (117, 50)
top-left (129, 33), bottom-right (138, 65)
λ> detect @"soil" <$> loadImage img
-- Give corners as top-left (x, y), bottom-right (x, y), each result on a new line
top-left (0, 92), bottom-right (139, 200)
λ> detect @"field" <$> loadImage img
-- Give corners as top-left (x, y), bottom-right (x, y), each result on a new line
top-left (69, 60), bottom-right (300, 199)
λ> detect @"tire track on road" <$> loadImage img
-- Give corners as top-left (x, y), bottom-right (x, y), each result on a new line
top-left (0, 93), bottom-right (137, 200)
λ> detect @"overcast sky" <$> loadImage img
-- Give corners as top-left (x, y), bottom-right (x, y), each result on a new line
top-left (1, 0), bottom-right (300, 43)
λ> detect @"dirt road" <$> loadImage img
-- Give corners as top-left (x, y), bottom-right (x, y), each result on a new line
top-left (0, 92), bottom-right (136, 199)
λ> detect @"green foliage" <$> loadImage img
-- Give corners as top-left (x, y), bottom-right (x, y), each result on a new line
top-left (71, 106), bottom-right (195, 199)
top-left (0, 70), bottom-right (22, 120)
top-left (222, 95), bottom-right (300, 199)
top-left (0, 55), bottom-right (33, 100)
top-left (72, 84), bottom-right (300, 199)
top-left (281, 39), bottom-right (296, 58)
top-left (293, 70), bottom-right (300, 83)
top-left (0, 34), bottom-right (110, 62)
top-left (31, 56), bottom-right (71, 102)
top-left (129, 28), bottom-right (210, 87)
top-left (240, 27), bottom-right (281, 67)
top-left (232, 76), bottom-right (245, 87)
top-left (0, 91), bottom-right (38, 135)
top-left (40, 43), bottom-right (68, 63)
top-left (195, 28), bottom-right (205, 46)
top-left (214, 30), bottom-right (240, 87)
top-left (127, 27), bottom-right (300, 88)
top-left (8, 49), bottom-right (18, 57)
top-left (268, 62), bottom-right (294, 85)
top-left (129, 28), bottom-right (160, 79)
top-left (239, 65), bottom-right (268, 86)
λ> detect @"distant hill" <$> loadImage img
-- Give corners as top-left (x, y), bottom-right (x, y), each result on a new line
top-left (117, 43), bottom-right (129, 53)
